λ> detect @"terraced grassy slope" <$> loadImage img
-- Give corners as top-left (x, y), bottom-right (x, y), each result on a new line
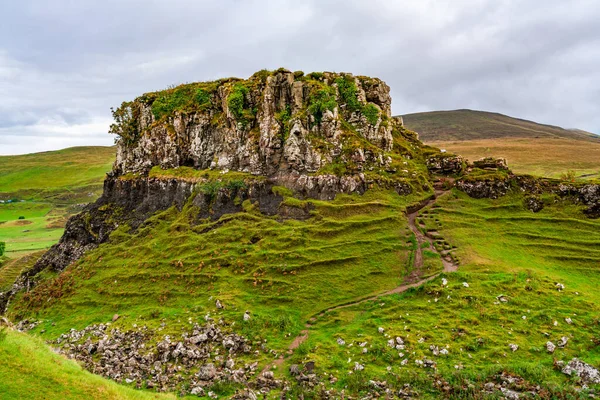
top-left (0, 146), bottom-right (114, 259)
top-left (0, 328), bottom-right (173, 400)
top-left (6, 183), bottom-right (600, 397)
top-left (6, 189), bottom-right (431, 347)
top-left (296, 190), bottom-right (600, 397)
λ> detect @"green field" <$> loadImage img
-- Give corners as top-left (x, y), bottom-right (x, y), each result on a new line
top-left (0, 146), bottom-right (114, 260)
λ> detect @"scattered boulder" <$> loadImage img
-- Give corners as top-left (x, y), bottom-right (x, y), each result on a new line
top-left (561, 358), bottom-right (600, 384)
top-left (426, 155), bottom-right (464, 175)
top-left (524, 195), bottom-right (544, 212)
top-left (546, 341), bottom-right (556, 353)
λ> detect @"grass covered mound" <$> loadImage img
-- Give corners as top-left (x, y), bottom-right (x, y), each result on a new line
top-left (6, 189), bottom-right (429, 347)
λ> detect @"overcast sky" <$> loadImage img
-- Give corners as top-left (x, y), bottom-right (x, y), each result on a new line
top-left (1, 0), bottom-right (598, 155)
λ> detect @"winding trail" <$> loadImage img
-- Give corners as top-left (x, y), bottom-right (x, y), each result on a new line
top-left (265, 188), bottom-right (459, 371)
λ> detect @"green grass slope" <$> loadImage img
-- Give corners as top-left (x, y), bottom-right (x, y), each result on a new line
top-left (6, 184), bottom-right (600, 397)
top-left (0, 328), bottom-right (173, 400)
top-left (292, 190), bottom-right (600, 397)
top-left (402, 109), bottom-right (599, 142)
top-left (0, 146), bottom-right (115, 197)
top-left (0, 146), bottom-right (114, 259)
top-left (7, 188), bottom-right (430, 347)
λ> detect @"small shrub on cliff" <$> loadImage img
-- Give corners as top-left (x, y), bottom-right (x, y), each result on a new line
top-left (151, 86), bottom-right (190, 120)
top-left (194, 88), bottom-right (211, 109)
top-left (275, 105), bottom-right (292, 141)
top-left (227, 84), bottom-right (249, 123)
top-left (335, 76), bottom-right (361, 113)
top-left (362, 103), bottom-right (380, 125)
top-left (251, 69), bottom-right (271, 83)
top-left (109, 101), bottom-right (140, 146)
top-left (308, 87), bottom-right (337, 124)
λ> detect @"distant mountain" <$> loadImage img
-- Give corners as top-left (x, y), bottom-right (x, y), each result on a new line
top-left (401, 109), bottom-right (599, 142)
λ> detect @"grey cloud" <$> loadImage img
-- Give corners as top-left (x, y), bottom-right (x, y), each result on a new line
top-left (0, 0), bottom-right (598, 155)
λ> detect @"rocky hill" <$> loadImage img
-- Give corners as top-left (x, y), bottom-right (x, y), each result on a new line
top-left (2, 70), bottom-right (600, 399)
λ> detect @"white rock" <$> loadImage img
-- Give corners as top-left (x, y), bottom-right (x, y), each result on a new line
top-left (354, 362), bottom-right (364, 371)
top-left (441, 278), bottom-right (448, 286)
top-left (509, 343), bottom-right (519, 352)
top-left (337, 338), bottom-right (345, 346)
top-left (462, 282), bottom-right (469, 288)
top-left (558, 336), bottom-right (569, 348)
top-left (378, 327), bottom-right (384, 334)
top-left (546, 341), bottom-right (556, 353)
top-left (565, 317), bottom-right (572, 324)
top-left (561, 358), bottom-right (600, 383)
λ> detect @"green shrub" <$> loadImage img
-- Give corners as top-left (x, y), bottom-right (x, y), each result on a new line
top-left (308, 87), bottom-right (337, 124)
top-left (0, 241), bottom-right (5, 256)
top-left (275, 105), bottom-right (292, 140)
top-left (194, 89), bottom-right (211, 108)
top-left (18, 216), bottom-right (25, 220)
top-left (227, 84), bottom-right (249, 122)
top-left (335, 76), bottom-right (361, 112)
top-left (251, 69), bottom-right (271, 83)
top-left (109, 101), bottom-right (140, 146)
top-left (363, 103), bottom-right (380, 125)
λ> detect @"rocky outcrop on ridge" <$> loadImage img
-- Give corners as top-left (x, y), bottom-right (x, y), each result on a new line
top-left (112, 69), bottom-right (396, 177)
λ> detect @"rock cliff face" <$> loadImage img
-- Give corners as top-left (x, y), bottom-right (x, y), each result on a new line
top-left (112, 69), bottom-right (395, 178)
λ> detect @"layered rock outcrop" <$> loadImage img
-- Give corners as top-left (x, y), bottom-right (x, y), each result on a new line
top-left (112, 69), bottom-right (396, 178)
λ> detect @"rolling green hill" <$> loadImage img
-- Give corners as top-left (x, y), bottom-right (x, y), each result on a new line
top-left (1, 72), bottom-right (599, 399)
top-left (0, 146), bottom-right (114, 259)
top-left (403, 110), bottom-right (600, 179)
top-left (402, 109), bottom-right (599, 142)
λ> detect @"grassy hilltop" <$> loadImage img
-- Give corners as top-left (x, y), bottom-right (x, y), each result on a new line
top-left (403, 109), bottom-right (600, 179)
